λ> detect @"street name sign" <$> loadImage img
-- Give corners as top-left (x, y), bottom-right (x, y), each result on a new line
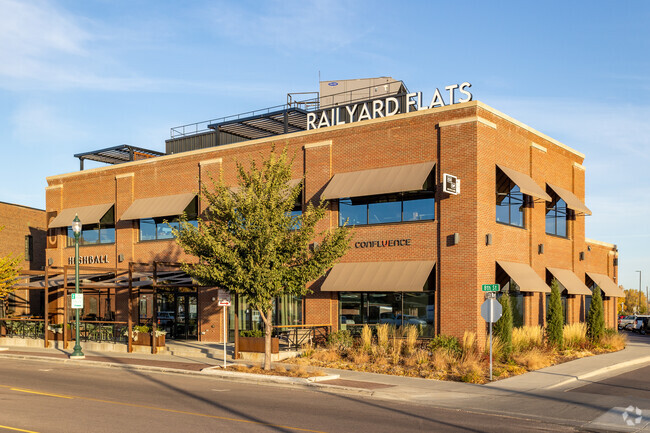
top-left (481, 284), bottom-right (500, 292)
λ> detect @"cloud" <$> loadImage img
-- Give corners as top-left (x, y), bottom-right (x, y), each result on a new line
top-left (9, 101), bottom-right (90, 146)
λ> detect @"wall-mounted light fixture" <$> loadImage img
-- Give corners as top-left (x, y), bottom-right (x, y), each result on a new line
top-left (538, 244), bottom-right (544, 254)
top-left (118, 254), bottom-right (124, 263)
top-left (453, 233), bottom-right (460, 245)
top-left (486, 234), bottom-right (492, 246)
top-left (579, 251), bottom-right (585, 261)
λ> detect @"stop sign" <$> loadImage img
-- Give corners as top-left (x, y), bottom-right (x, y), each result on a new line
top-left (481, 298), bottom-right (502, 323)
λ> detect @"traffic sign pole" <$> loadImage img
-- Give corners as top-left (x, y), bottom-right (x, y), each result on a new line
top-left (223, 305), bottom-right (227, 369)
top-left (489, 307), bottom-right (493, 381)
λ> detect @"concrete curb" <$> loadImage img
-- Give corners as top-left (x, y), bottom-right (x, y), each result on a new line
top-left (0, 352), bottom-right (349, 390)
top-left (545, 355), bottom-right (650, 390)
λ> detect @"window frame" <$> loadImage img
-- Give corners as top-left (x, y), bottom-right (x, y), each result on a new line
top-left (138, 197), bottom-right (199, 242)
top-left (496, 169), bottom-right (526, 228)
top-left (66, 206), bottom-right (115, 247)
top-left (545, 188), bottom-right (571, 238)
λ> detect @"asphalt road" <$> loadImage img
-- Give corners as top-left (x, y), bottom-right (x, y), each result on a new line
top-left (0, 359), bottom-right (574, 433)
top-left (570, 364), bottom-right (650, 401)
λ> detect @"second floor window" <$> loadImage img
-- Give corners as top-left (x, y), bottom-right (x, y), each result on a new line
top-left (67, 207), bottom-right (115, 246)
top-left (139, 198), bottom-right (198, 241)
top-left (546, 191), bottom-right (569, 237)
top-left (339, 190), bottom-right (435, 226)
top-left (496, 170), bottom-right (525, 228)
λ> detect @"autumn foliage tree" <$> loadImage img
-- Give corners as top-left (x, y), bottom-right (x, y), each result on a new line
top-left (174, 149), bottom-right (351, 370)
top-left (0, 227), bottom-right (21, 314)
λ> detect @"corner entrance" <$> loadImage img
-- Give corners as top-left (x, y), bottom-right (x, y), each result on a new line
top-left (156, 290), bottom-right (198, 340)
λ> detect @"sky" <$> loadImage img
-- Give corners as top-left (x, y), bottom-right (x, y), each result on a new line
top-left (0, 0), bottom-right (648, 291)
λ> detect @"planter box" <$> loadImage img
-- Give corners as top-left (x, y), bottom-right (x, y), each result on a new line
top-left (132, 333), bottom-right (165, 347)
top-left (47, 330), bottom-right (65, 341)
top-left (238, 336), bottom-right (279, 354)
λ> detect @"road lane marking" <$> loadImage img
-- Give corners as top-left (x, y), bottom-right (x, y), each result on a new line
top-left (10, 388), bottom-right (73, 399)
top-left (1, 385), bottom-right (325, 432)
top-left (0, 425), bottom-right (40, 433)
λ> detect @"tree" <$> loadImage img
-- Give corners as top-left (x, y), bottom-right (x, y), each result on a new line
top-left (620, 288), bottom-right (648, 315)
top-left (0, 227), bottom-right (21, 314)
top-left (174, 149), bottom-right (351, 370)
top-left (493, 291), bottom-right (513, 357)
top-left (587, 286), bottom-right (605, 343)
top-left (546, 278), bottom-right (564, 348)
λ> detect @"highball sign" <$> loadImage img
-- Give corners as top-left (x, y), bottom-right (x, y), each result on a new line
top-left (307, 82), bottom-right (472, 130)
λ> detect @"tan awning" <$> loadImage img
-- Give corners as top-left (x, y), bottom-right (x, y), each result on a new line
top-left (321, 261), bottom-right (435, 292)
top-left (496, 164), bottom-right (552, 201)
top-left (497, 260), bottom-right (551, 293)
top-left (48, 203), bottom-right (114, 229)
top-left (547, 183), bottom-right (591, 215)
top-left (321, 162), bottom-right (435, 200)
top-left (586, 272), bottom-right (625, 297)
top-left (547, 267), bottom-right (592, 295)
top-left (121, 193), bottom-right (196, 221)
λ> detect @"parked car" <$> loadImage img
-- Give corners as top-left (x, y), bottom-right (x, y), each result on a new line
top-left (619, 315), bottom-right (638, 330)
top-left (633, 316), bottom-right (650, 334)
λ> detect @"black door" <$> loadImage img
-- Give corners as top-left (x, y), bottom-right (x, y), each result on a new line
top-left (174, 294), bottom-right (198, 340)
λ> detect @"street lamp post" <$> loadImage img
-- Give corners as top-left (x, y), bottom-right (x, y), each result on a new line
top-left (636, 270), bottom-right (642, 315)
top-left (70, 214), bottom-right (85, 359)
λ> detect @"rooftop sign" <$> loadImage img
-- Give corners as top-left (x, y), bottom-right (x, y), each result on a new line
top-left (307, 82), bottom-right (472, 130)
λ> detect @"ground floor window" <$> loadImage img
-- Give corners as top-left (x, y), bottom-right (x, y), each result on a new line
top-left (545, 293), bottom-right (567, 324)
top-left (228, 294), bottom-right (303, 340)
top-left (155, 288), bottom-right (198, 340)
top-left (498, 280), bottom-right (525, 327)
top-left (339, 291), bottom-right (435, 337)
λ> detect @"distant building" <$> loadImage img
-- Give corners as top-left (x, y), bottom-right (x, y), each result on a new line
top-left (0, 201), bottom-right (46, 316)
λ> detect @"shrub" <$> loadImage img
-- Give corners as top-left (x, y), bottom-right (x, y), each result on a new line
top-left (546, 279), bottom-right (564, 348)
top-left (599, 329), bottom-right (626, 351)
top-left (461, 331), bottom-right (478, 359)
top-left (587, 286), bottom-right (605, 343)
top-left (512, 326), bottom-right (544, 352)
top-left (240, 329), bottom-right (263, 338)
top-left (485, 335), bottom-right (505, 362)
top-left (431, 348), bottom-right (455, 371)
top-left (404, 324), bottom-right (418, 355)
top-left (493, 292), bottom-right (513, 356)
top-left (376, 324), bottom-right (390, 350)
top-left (512, 347), bottom-right (553, 371)
top-left (428, 334), bottom-right (461, 356)
top-left (563, 323), bottom-right (587, 349)
top-left (360, 325), bottom-right (372, 352)
top-left (327, 330), bottom-right (354, 350)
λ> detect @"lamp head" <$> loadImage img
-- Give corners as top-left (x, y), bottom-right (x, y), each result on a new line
top-left (72, 214), bottom-right (82, 235)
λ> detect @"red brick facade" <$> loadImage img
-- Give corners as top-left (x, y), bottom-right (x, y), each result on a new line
top-left (45, 101), bottom-right (619, 342)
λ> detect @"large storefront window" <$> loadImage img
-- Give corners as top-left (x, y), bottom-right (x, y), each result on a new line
top-left (228, 294), bottom-right (303, 340)
top-left (67, 206), bottom-right (115, 246)
top-left (496, 169), bottom-right (525, 228)
top-left (498, 280), bottom-right (525, 327)
top-left (339, 291), bottom-right (435, 337)
top-left (139, 198), bottom-right (198, 241)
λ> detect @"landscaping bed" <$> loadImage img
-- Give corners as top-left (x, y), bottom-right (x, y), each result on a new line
top-left (285, 323), bottom-right (626, 384)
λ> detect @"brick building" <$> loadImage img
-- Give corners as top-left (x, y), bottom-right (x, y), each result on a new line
top-left (0, 201), bottom-right (46, 316)
top-left (43, 79), bottom-right (621, 343)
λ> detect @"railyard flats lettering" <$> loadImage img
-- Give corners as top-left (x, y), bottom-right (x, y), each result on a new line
top-left (307, 82), bottom-right (472, 130)
top-left (355, 239), bottom-right (412, 248)
top-left (68, 255), bottom-right (109, 265)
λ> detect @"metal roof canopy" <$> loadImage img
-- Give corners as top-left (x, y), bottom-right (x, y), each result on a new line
top-left (207, 108), bottom-right (309, 140)
top-left (74, 145), bottom-right (165, 170)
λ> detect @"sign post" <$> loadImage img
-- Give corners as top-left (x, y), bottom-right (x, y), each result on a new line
top-left (217, 290), bottom-right (231, 368)
top-left (481, 297), bottom-right (502, 381)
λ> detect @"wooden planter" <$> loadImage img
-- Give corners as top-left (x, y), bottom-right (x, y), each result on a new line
top-left (47, 330), bottom-right (65, 341)
top-left (132, 333), bottom-right (165, 347)
top-left (238, 336), bottom-right (279, 354)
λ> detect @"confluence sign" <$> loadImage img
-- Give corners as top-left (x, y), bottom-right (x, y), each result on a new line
top-left (482, 284), bottom-right (500, 292)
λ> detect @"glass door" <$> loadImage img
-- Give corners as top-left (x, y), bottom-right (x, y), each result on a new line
top-left (174, 294), bottom-right (198, 340)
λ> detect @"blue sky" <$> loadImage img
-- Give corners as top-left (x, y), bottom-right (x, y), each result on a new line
top-left (0, 0), bottom-right (648, 291)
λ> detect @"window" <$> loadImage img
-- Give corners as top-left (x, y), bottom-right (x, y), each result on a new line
top-left (546, 189), bottom-right (569, 237)
top-left (139, 198), bottom-right (198, 241)
top-left (287, 189), bottom-right (303, 230)
top-left (497, 279), bottom-right (525, 327)
top-left (496, 169), bottom-right (525, 227)
top-left (339, 172), bottom-right (435, 226)
top-left (24, 235), bottom-right (33, 262)
top-left (67, 207), bottom-right (115, 246)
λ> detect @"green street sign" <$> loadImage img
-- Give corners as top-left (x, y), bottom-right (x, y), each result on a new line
top-left (482, 284), bottom-right (500, 292)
